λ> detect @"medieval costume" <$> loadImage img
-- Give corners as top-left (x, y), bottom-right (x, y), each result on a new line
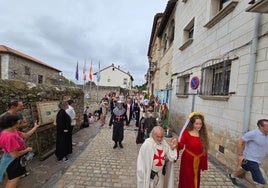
top-left (134, 102), bottom-right (140, 127)
top-left (177, 131), bottom-right (208, 188)
top-left (136, 110), bottom-right (159, 144)
top-left (126, 99), bottom-right (133, 126)
top-left (177, 112), bottom-right (208, 188)
top-left (161, 103), bottom-right (169, 128)
top-left (137, 136), bottom-right (177, 188)
top-left (109, 101), bottom-right (127, 148)
top-left (55, 107), bottom-right (72, 160)
top-left (82, 106), bottom-right (89, 128)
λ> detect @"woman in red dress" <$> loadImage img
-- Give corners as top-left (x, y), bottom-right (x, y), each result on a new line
top-left (177, 112), bottom-right (209, 188)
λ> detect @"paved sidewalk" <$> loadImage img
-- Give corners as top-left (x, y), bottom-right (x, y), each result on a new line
top-left (3, 118), bottom-right (254, 188)
top-left (4, 122), bottom-right (101, 188)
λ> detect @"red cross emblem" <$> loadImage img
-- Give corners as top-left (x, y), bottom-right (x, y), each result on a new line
top-left (153, 149), bottom-right (165, 166)
top-left (115, 115), bottom-right (123, 121)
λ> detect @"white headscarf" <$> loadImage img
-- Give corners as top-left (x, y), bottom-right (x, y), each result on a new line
top-left (178, 119), bottom-right (189, 142)
top-left (178, 112), bottom-right (204, 141)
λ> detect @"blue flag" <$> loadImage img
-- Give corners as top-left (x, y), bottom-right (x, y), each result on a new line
top-left (75, 61), bottom-right (79, 80)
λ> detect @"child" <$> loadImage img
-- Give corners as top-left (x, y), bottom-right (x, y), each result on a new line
top-left (88, 113), bottom-right (94, 124)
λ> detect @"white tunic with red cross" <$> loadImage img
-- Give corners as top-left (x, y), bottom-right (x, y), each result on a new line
top-left (152, 144), bottom-right (166, 173)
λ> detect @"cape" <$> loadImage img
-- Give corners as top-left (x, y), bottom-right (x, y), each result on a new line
top-left (137, 137), bottom-right (177, 188)
top-left (113, 107), bottom-right (126, 116)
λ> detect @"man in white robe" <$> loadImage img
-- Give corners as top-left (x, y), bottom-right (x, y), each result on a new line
top-left (137, 126), bottom-right (178, 188)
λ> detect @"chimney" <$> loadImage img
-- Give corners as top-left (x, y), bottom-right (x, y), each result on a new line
top-left (118, 65), bottom-right (120, 69)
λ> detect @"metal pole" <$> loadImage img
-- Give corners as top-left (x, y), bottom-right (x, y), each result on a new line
top-left (191, 94), bottom-right (195, 112)
top-left (243, 13), bottom-right (261, 134)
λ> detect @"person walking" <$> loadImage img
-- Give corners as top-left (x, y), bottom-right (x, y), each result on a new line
top-left (161, 103), bottom-right (169, 128)
top-left (228, 119), bottom-right (268, 188)
top-left (126, 98), bottom-right (133, 126)
top-left (137, 126), bottom-right (178, 188)
top-left (55, 101), bottom-right (72, 161)
top-left (109, 99), bottom-right (127, 148)
top-left (82, 106), bottom-right (89, 128)
top-left (99, 99), bottom-right (107, 126)
top-left (66, 99), bottom-right (76, 146)
top-left (141, 105), bottom-right (159, 139)
top-left (177, 112), bottom-right (209, 188)
top-left (134, 101), bottom-right (140, 128)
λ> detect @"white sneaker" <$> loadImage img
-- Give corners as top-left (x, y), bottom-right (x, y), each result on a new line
top-left (58, 157), bottom-right (69, 162)
top-left (62, 157), bottom-right (69, 162)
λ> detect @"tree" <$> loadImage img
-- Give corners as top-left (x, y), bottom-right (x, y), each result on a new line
top-left (135, 83), bottom-right (147, 91)
top-left (85, 81), bottom-right (96, 86)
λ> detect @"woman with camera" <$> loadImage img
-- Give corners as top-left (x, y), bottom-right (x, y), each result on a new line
top-left (0, 113), bottom-right (39, 188)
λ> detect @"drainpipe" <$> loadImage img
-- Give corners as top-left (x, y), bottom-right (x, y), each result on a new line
top-left (243, 13), bottom-right (261, 134)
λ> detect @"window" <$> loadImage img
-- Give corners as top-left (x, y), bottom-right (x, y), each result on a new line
top-left (162, 34), bottom-right (168, 53)
top-left (176, 75), bottom-right (190, 95)
top-left (188, 25), bottom-right (194, 39)
top-left (169, 20), bottom-right (175, 44)
top-left (220, 0), bottom-right (231, 10)
top-left (123, 78), bottom-right (127, 85)
top-left (25, 66), bottom-right (30, 75)
top-left (38, 75), bottom-right (43, 84)
top-left (179, 18), bottom-right (195, 51)
top-left (200, 60), bottom-right (231, 96)
top-left (107, 78), bottom-right (111, 82)
top-left (204, 0), bottom-right (238, 28)
top-left (184, 18), bottom-right (194, 40)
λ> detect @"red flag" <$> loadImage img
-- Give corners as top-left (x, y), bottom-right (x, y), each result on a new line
top-left (89, 61), bottom-right (93, 81)
top-left (83, 61), bottom-right (86, 81)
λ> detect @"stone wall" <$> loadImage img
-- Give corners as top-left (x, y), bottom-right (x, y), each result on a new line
top-left (83, 84), bottom-right (128, 114)
top-left (0, 79), bottom-right (84, 160)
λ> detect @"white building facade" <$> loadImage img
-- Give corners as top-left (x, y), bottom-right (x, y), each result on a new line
top-left (155, 0), bottom-right (268, 180)
top-left (93, 64), bottom-right (133, 90)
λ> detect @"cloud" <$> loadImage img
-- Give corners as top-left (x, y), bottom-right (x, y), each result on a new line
top-left (0, 0), bottom-right (166, 86)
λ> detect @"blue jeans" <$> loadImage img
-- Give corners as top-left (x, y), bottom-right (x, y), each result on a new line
top-left (241, 160), bottom-right (266, 185)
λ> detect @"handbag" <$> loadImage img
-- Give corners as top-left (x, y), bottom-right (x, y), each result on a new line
top-left (20, 152), bottom-right (34, 167)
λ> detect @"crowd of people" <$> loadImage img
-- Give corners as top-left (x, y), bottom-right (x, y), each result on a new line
top-left (0, 94), bottom-right (267, 188)
top-left (79, 91), bottom-right (268, 188)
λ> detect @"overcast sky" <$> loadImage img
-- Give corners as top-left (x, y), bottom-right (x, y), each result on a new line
top-left (0, 0), bottom-right (167, 86)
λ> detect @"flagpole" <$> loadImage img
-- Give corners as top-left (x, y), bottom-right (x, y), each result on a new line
top-left (97, 60), bottom-right (100, 102)
top-left (75, 60), bottom-right (79, 85)
top-left (90, 60), bottom-right (92, 100)
top-left (83, 60), bottom-right (86, 91)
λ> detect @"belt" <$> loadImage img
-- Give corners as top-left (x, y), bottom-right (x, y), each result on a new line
top-left (185, 149), bottom-right (204, 188)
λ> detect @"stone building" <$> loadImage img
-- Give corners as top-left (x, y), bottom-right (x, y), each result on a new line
top-left (147, 13), bottom-right (163, 95)
top-left (147, 0), bottom-right (176, 106)
top-left (148, 0), bottom-right (268, 181)
top-left (0, 45), bottom-right (62, 85)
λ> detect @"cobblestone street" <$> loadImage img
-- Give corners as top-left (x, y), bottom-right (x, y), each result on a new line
top-left (12, 119), bottom-right (254, 188)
